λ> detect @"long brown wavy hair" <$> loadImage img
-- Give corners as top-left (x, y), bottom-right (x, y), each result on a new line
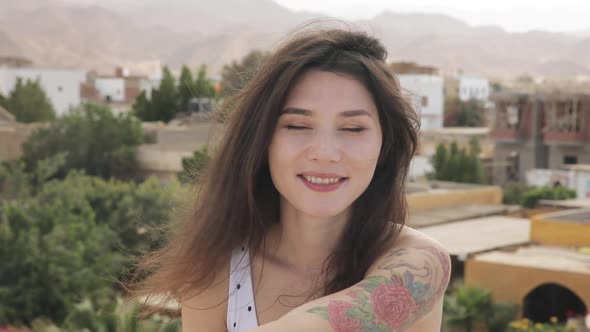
top-left (129, 24), bottom-right (420, 307)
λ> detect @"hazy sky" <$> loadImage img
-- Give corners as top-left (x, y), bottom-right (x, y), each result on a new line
top-left (275, 0), bottom-right (590, 32)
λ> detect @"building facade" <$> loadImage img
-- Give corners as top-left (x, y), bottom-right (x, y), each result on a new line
top-left (397, 74), bottom-right (444, 130)
top-left (457, 74), bottom-right (490, 102)
top-left (490, 92), bottom-right (590, 185)
top-left (0, 66), bottom-right (87, 115)
top-left (391, 62), bottom-right (444, 130)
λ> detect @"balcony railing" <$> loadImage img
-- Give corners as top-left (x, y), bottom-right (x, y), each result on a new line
top-left (543, 131), bottom-right (586, 143)
top-left (490, 127), bottom-right (524, 140)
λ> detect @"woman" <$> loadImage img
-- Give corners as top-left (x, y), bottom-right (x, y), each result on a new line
top-left (132, 26), bottom-right (451, 332)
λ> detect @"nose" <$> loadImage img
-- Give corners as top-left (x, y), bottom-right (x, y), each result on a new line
top-left (306, 130), bottom-right (341, 163)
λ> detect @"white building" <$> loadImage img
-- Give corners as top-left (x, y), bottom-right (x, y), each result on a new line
top-left (458, 75), bottom-right (490, 102)
top-left (94, 77), bottom-right (126, 103)
top-left (408, 155), bottom-right (434, 181)
top-left (398, 74), bottom-right (444, 130)
top-left (0, 66), bottom-right (87, 115)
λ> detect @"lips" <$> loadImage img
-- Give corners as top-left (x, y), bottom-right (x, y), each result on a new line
top-left (297, 174), bottom-right (348, 192)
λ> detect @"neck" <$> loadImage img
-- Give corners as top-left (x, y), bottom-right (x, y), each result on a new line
top-left (266, 198), bottom-right (349, 274)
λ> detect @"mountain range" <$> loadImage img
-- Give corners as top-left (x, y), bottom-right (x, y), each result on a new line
top-left (1, 0), bottom-right (589, 79)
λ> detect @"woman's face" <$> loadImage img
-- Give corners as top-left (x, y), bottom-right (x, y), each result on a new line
top-left (268, 70), bottom-right (383, 218)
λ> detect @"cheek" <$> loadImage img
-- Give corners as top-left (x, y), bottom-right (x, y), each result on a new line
top-left (269, 132), bottom-right (309, 161)
top-left (268, 133), bottom-right (304, 174)
top-left (343, 135), bottom-right (382, 169)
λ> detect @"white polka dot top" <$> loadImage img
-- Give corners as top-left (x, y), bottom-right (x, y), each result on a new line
top-left (226, 246), bottom-right (259, 332)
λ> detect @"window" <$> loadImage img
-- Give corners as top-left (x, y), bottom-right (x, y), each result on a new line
top-left (564, 156), bottom-right (578, 165)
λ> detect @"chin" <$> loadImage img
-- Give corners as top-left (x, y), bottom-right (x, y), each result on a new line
top-left (300, 204), bottom-right (349, 219)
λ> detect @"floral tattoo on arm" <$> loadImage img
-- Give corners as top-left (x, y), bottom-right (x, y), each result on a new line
top-left (307, 245), bottom-right (451, 332)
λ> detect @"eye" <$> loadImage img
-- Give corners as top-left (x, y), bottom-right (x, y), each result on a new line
top-left (341, 127), bottom-right (366, 133)
top-left (286, 125), bottom-right (310, 130)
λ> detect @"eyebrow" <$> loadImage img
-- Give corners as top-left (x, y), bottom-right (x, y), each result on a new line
top-left (282, 107), bottom-right (373, 118)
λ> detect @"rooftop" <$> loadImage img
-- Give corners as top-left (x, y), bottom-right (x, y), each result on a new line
top-left (406, 181), bottom-right (493, 194)
top-left (390, 61), bottom-right (438, 75)
top-left (409, 204), bottom-right (513, 228)
top-left (421, 127), bottom-right (490, 136)
top-left (491, 91), bottom-right (590, 102)
top-left (471, 245), bottom-right (590, 275)
top-left (541, 208), bottom-right (590, 223)
top-left (418, 216), bottom-right (530, 257)
top-left (539, 198), bottom-right (590, 209)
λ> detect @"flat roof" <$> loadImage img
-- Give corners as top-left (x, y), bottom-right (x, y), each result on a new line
top-left (409, 204), bottom-right (512, 228)
top-left (418, 216), bottom-right (530, 257)
top-left (421, 127), bottom-right (490, 136)
top-left (406, 180), bottom-right (494, 194)
top-left (539, 199), bottom-right (590, 209)
top-left (471, 246), bottom-right (590, 275)
top-left (538, 208), bottom-right (590, 223)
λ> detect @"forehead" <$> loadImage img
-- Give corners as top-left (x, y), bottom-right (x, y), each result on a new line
top-left (283, 70), bottom-right (378, 117)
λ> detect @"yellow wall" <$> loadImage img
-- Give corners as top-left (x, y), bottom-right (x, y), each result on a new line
top-left (531, 216), bottom-right (590, 247)
top-left (407, 186), bottom-right (503, 212)
top-left (465, 259), bottom-right (590, 306)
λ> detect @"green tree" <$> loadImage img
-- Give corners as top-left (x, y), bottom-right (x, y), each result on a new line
top-left (521, 185), bottom-right (577, 208)
top-left (444, 285), bottom-right (493, 332)
top-left (61, 297), bottom-right (181, 332)
top-left (151, 67), bottom-right (179, 123)
top-left (22, 103), bottom-right (143, 180)
top-left (178, 65), bottom-right (195, 112)
top-left (132, 90), bottom-right (156, 121)
top-left (444, 284), bottom-right (518, 332)
top-left (0, 160), bottom-right (179, 326)
top-left (430, 139), bottom-right (487, 184)
top-left (466, 137), bottom-right (486, 184)
top-left (444, 97), bottom-right (484, 127)
top-left (503, 183), bottom-right (531, 205)
top-left (220, 50), bottom-right (270, 97)
top-left (431, 144), bottom-right (448, 181)
top-left (443, 141), bottom-right (461, 181)
top-left (0, 174), bottom-right (121, 325)
top-left (134, 64), bottom-right (216, 121)
top-left (179, 146), bottom-right (210, 183)
top-left (194, 65), bottom-right (216, 98)
top-left (2, 78), bottom-right (56, 123)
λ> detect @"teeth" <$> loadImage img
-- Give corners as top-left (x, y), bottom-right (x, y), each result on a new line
top-left (303, 175), bottom-right (341, 184)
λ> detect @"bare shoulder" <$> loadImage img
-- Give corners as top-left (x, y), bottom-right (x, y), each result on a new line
top-left (395, 224), bottom-right (447, 249)
top-left (368, 225), bottom-right (451, 284)
top-left (180, 260), bottom-right (230, 332)
top-left (354, 225), bottom-right (451, 328)
top-left (258, 226), bottom-right (452, 331)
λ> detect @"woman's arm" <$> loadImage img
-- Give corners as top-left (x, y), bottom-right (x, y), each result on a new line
top-left (249, 232), bottom-right (451, 332)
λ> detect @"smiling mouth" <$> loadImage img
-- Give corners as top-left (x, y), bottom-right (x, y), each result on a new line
top-left (298, 174), bottom-right (348, 185)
